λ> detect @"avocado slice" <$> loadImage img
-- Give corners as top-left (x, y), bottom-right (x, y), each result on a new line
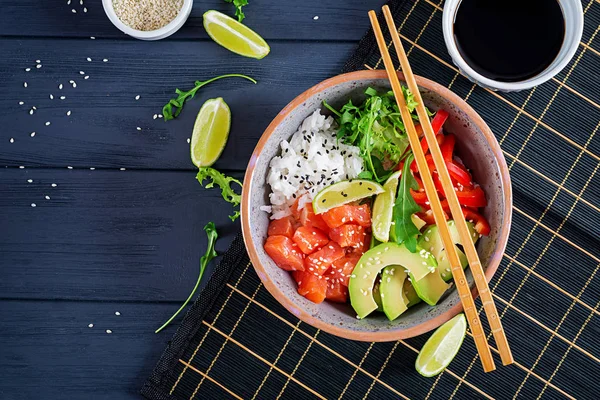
top-left (379, 265), bottom-right (409, 320)
top-left (373, 281), bottom-right (384, 312)
top-left (403, 279), bottom-right (422, 307)
top-left (349, 242), bottom-right (437, 319)
top-left (418, 221), bottom-right (478, 282)
top-left (409, 267), bottom-right (450, 306)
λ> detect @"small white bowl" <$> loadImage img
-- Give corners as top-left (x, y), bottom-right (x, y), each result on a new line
top-left (442, 0), bottom-right (583, 92)
top-left (102, 0), bottom-right (193, 41)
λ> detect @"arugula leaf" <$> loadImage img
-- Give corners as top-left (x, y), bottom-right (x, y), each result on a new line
top-left (155, 222), bottom-right (218, 333)
top-left (162, 74), bottom-right (256, 121)
top-left (224, 0), bottom-right (249, 22)
top-left (197, 167), bottom-right (242, 221)
top-left (392, 154), bottom-right (422, 253)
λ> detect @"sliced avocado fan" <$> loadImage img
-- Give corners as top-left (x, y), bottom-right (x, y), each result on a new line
top-left (348, 242), bottom-right (436, 319)
top-left (379, 265), bottom-right (409, 321)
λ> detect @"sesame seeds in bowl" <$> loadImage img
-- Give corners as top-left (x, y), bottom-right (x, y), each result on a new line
top-left (102, 0), bottom-right (193, 40)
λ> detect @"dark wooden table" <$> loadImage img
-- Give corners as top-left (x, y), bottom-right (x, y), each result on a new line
top-left (0, 1), bottom-right (388, 398)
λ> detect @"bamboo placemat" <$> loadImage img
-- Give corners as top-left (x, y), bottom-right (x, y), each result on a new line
top-left (142, 1), bottom-right (600, 398)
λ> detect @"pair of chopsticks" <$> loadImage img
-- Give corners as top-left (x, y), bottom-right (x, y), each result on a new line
top-left (369, 6), bottom-right (513, 372)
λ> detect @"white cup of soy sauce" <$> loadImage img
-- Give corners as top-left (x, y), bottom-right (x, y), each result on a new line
top-left (442, 0), bottom-right (583, 92)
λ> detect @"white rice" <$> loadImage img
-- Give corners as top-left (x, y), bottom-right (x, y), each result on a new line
top-left (263, 110), bottom-right (364, 220)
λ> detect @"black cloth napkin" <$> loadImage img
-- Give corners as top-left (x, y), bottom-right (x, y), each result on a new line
top-left (142, 0), bottom-right (599, 398)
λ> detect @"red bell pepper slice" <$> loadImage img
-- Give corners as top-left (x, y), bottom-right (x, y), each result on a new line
top-left (440, 134), bottom-right (455, 161)
top-left (456, 186), bottom-right (487, 208)
top-left (446, 161), bottom-right (473, 187)
top-left (410, 189), bottom-right (429, 206)
top-left (462, 208), bottom-right (491, 236)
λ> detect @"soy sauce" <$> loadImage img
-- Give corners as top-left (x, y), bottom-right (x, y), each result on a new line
top-left (453, 0), bottom-right (565, 82)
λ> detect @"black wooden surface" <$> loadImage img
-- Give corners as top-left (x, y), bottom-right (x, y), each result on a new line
top-left (0, 1), bottom-right (387, 399)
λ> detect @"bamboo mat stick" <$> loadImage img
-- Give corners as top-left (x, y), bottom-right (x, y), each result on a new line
top-left (368, 10), bottom-right (496, 372)
top-left (381, 5), bottom-right (513, 366)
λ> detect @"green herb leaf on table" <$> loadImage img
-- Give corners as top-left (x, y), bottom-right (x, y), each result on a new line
top-left (155, 222), bottom-right (219, 333)
top-left (224, 0), bottom-right (249, 22)
top-left (197, 167), bottom-right (242, 221)
top-left (393, 154), bottom-right (422, 253)
top-left (162, 74), bottom-right (256, 121)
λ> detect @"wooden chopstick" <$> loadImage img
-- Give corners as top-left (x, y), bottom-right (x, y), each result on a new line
top-left (381, 5), bottom-right (513, 367)
top-left (368, 10), bottom-right (497, 373)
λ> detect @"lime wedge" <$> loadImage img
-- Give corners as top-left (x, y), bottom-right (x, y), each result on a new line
top-left (190, 97), bottom-right (231, 167)
top-left (203, 10), bottom-right (270, 59)
top-left (312, 179), bottom-right (384, 214)
top-left (416, 313), bottom-right (467, 377)
top-left (372, 171), bottom-right (400, 242)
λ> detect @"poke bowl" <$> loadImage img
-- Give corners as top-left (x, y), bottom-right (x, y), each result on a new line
top-left (241, 70), bottom-right (511, 341)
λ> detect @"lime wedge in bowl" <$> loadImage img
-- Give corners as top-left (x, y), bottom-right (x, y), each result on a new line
top-left (190, 97), bottom-right (231, 168)
top-left (372, 171), bottom-right (400, 242)
top-left (415, 313), bottom-right (467, 377)
top-left (203, 10), bottom-right (270, 59)
top-left (312, 179), bottom-right (384, 214)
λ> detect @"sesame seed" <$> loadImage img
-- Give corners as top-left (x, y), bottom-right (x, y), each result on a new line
top-left (88, 323), bottom-right (93, 328)
top-left (51, 183), bottom-right (57, 187)
top-left (83, 7), bottom-right (87, 12)
top-left (25, 68), bottom-right (30, 72)
top-left (29, 109), bottom-right (34, 115)
top-left (425, 237), bottom-right (430, 242)
top-left (9, 138), bottom-right (14, 143)
top-left (84, 76), bottom-right (89, 80)
top-left (23, 82), bottom-right (28, 87)
top-left (30, 132), bottom-right (36, 137)
top-left (158, 114), bottom-right (163, 118)
top-left (66, 111), bottom-right (71, 116)
top-left (31, 203), bottom-right (36, 207)
top-left (72, 82), bottom-right (77, 88)
top-left (87, 57), bottom-right (92, 62)
top-left (72, 9), bottom-right (76, 13)
top-left (36, 64), bottom-right (42, 69)
top-left (120, 168), bottom-right (126, 171)
top-left (27, 179), bottom-right (33, 183)
top-left (106, 329), bottom-right (112, 334)
top-left (19, 166), bottom-right (25, 169)
top-left (45, 121), bottom-right (51, 126)
top-left (135, 95), bottom-right (140, 100)
top-left (153, 114), bottom-right (158, 119)
top-left (45, 196), bottom-right (50, 200)
top-left (19, 101), bottom-right (24, 105)
top-left (36, 59), bottom-right (41, 63)
top-left (186, 138), bottom-right (190, 144)
top-left (115, 311), bottom-right (121, 316)
top-left (313, 15), bottom-right (319, 20)
top-left (103, 59), bottom-right (108, 62)
top-left (90, 36), bottom-right (95, 39)
top-left (136, 127), bottom-right (141, 131)
top-left (49, 94), bottom-right (54, 100)
top-left (67, 166), bottom-right (73, 169)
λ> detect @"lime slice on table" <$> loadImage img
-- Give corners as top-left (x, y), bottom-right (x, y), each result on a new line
top-left (312, 179), bottom-right (385, 214)
top-left (372, 171), bottom-right (401, 242)
top-left (203, 10), bottom-right (270, 59)
top-left (190, 97), bottom-right (231, 168)
top-left (415, 313), bottom-right (467, 377)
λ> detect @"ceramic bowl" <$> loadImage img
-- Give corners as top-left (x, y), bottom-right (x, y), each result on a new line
top-left (241, 70), bottom-right (512, 341)
top-left (102, 0), bottom-right (193, 41)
